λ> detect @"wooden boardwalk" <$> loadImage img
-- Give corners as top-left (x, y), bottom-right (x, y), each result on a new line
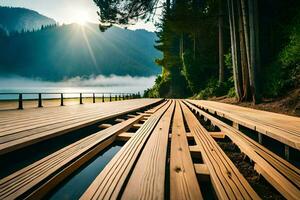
top-left (188, 100), bottom-right (300, 150)
top-left (0, 99), bottom-right (161, 155)
top-left (0, 99), bottom-right (299, 199)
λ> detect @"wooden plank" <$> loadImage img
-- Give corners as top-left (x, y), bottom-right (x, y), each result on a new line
top-left (181, 101), bottom-right (260, 200)
top-left (80, 100), bottom-right (172, 200)
top-left (194, 164), bottom-right (210, 176)
top-left (0, 99), bottom-right (161, 134)
top-left (0, 114), bottom-right (145, 199)
top-left (131, 123), bottom-right (142, 129)
top-left (210, 132), bottom-right (226, 139)
top-left (189, 145), bottom-right (201, 153)
top-left (116, 132), bottom-right (134, 141)
top-left (170, 101), bottom-right (203, 200)
top-left (121, 100), bottom-right (175, 199)
top-left (0, 99), bottom-right (162, 155)
top-left (188, 100), bottom-right (300, 150)
top-left (185, 100), bottom-right (300, 199)
top-left (98, 124), bottom-right (113, 129)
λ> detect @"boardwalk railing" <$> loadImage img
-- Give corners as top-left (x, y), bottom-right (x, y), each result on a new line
top-left (0, 92), bottom-right (140, 109)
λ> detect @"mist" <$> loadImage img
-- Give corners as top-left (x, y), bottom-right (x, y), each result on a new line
top-left (0, 75), bottom-right (156, 95)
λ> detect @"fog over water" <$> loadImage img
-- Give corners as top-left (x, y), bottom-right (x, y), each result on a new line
top-left (0, 75), bottom-right (156, 99)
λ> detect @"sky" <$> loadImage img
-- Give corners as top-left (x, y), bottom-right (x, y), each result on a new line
top-left (0, 0), bottom-right (160, 31)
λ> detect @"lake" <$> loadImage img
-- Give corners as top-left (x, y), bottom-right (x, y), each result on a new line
top-left (0, 75), bottom-right (156, 100)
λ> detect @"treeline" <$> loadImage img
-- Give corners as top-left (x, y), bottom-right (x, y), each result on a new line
top-left (144, 0), bottom-right (300, 103)
top-left (92, 0), bottom-right (299, 103)
top-left (0, 23), bottom-right (58, 37)
top-left (0, 23), bottom-right (161, 80)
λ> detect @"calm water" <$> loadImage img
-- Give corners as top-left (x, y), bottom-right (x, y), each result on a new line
top-left (48, 144), bottom-right (122, 200)
top-left (0, 86), bottom-right (142, 100)
top-left (0, 75), bottom-right (156, 100)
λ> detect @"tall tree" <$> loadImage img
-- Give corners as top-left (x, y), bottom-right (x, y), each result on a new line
top-left (248, 0), bottom-right (260, 103)
top-left (218, 0), bottom-right (225, 83)
top-left (228, 0), bottom-right (243, 100)
top-left (237, 0), bottom-right (250, 100)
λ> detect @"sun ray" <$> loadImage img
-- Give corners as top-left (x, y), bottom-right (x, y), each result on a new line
top-left (80, 26), bottom-right (98, 69)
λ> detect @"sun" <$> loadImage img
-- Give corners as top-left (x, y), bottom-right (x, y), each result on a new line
top-left (73, 10), bottom-right (89, 25)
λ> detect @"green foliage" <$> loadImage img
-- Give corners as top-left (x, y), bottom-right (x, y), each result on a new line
top-left (278, 17), bottom-right (300, 87)
top-left (144, 75), bottom-right (170, 98)
top-left (263, 13), bottom-right (300, 97)
top-left (195, 79), bottom-right (232, 99)
top-left (182, 49), bottom-right (217, 94)
top-left (227, 87), bottom-right (236, 98)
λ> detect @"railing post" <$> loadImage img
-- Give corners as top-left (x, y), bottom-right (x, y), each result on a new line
top-left (109, 94), bottom-right (112, 102)
top-left (122, 94), bottom-right (125, 100)
top-left (38, 93), bottom-right (43, 108)
top-left (102, 93), bottom-right (104, 102)
top-left (115, 94), bottom-right (117, 101)
top-left (60, 93), bottom-right (64, 106)
top-left (80, 93), bottom-right (83, 104)
top-left (93, 93), bottom-right (96, 103)
top-left (119, 95), bottom-right (121, 101)
top-left (18, 93), bottom-right (23, 110)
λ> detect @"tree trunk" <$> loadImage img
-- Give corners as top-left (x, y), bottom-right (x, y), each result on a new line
top-left (241, 0), bottom-right (251, 70)
top-left (193, 32), bottom-right (196, 60)
top-left (180, 33), bottom-right (184, 59)
top-left (228, 0), bottom-right (243, 101)
top-left (218, 0), bottom-right (225, 84)
top-left (237, 0), bottom-right (250, 100)
top-left (248, 0), bottom-right (260, 103)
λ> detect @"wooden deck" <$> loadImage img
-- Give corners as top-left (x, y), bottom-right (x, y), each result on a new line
top-left (0, 99), bottom-right (299, 199)
top-left (188, 100), bottom-right (300, 150)
top-left (0, 99), bottom-right (161, 155)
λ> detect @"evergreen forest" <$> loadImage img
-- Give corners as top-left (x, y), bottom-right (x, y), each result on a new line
top-left (93, 0), bottom-right (300, 103)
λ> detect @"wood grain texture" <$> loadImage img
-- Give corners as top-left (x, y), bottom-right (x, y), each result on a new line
top-left (170, 101), bottom-right (203, 200)
top-left (0, 99), bottom-right (162, 155)
top-left (0, 114), bottom-right (145, 200)
top-left (188, 100), bottom-right (300, 150)
top-left (80, 101), bottom-right (172, 200)
top-left (181, 101), bottom-right (260, 200)
top-left (121, 100), bottom-right (175, 200)
top-left (185, 100), bottom-right (300, 199)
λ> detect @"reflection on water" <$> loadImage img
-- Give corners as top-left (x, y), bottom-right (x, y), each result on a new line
top-left (48, 144), bottom-right (122, 200)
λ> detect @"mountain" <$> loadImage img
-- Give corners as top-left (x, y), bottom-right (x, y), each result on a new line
top-left (0, 7), bottom-right (56, 33)
top-left (0, 23), bottom-right (161, 80)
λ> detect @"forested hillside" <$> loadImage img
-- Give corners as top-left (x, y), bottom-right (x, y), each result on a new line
top-left (0, 7), bottom-right (55, 33)
top-left (0, 23), bottom-right (161, 80)
top-left (145, 0), bottom-right (300, 102)
top-left (91, 0), bottom-right (300, 104)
